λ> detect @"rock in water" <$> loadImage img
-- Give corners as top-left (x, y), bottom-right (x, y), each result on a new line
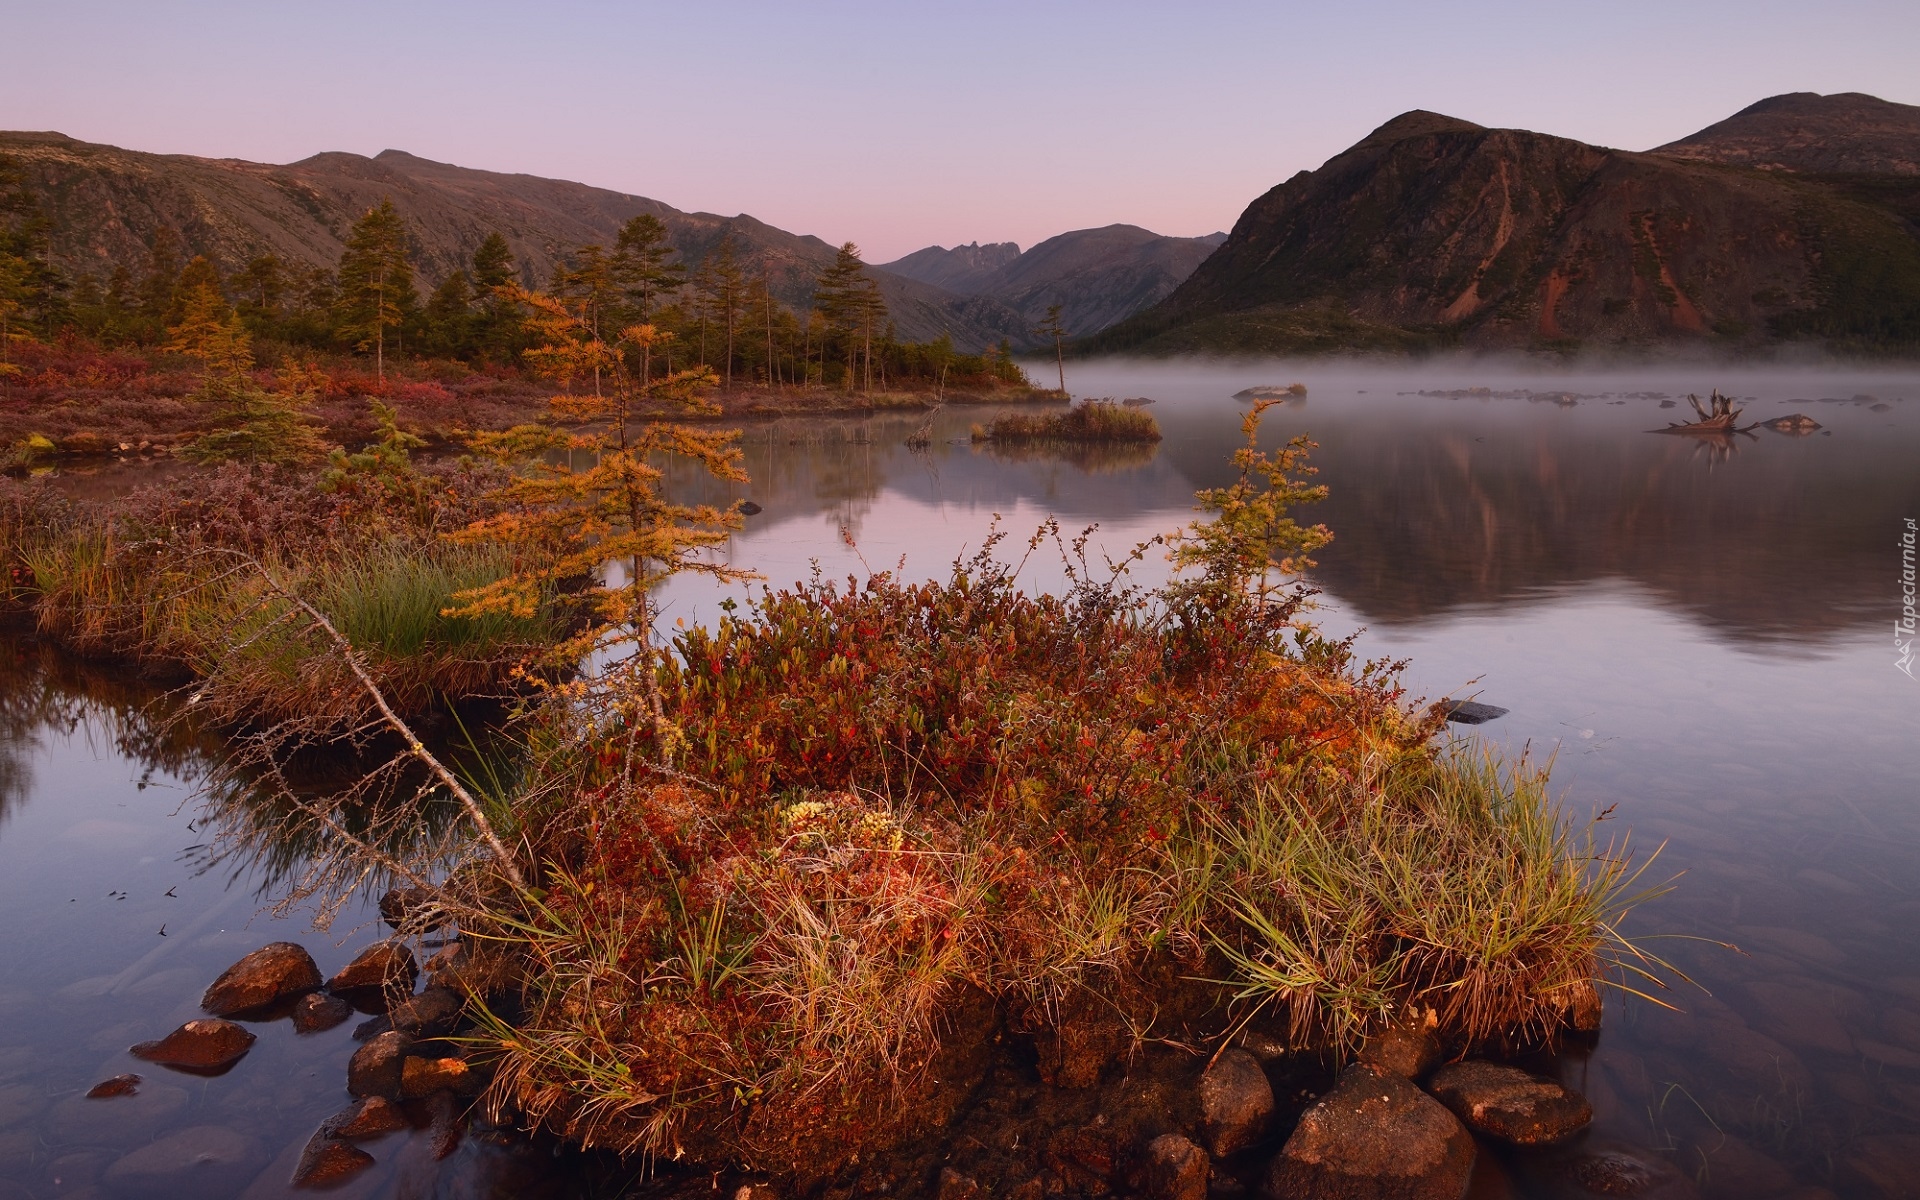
top-left (401, 1055), bottom-right (475, 1098)
top-left (129, 1019), bottom-right (256, 1073)
top-left (86, 1073), bottom-right (142, 1098)
top-left (102, 1125), bottom-right (263, 1195)
top-left (291, 1134), bottom-right (376, 1188)
top-left (327, 942), bottom-right (419, 994)
top-left (377, 885), bottom-right (440, 929)
top-left (1263, 1062), bottom-right (1474, 1200)
top-left (738, 500), bottom-right (764, 516)
top-left (1200, 1048), bottom-right (1274, 1156)
top-left (201, 942), bottom-right (322, 1016)
top-left (347, 1030), bottom-right (415, 1099)
top-left (1515, 1139), bottom-right (1698, 1199)
top-left (1425, 1061), bottom-right (1592, 1144)
top-left (323, 1095), bottom-right (410, 1140)
top-left (1140, 1133), bottom-right (1210, 1200)
top-left (292, 990), bottom-right (353, 1034)
top-left (1439, 699), bottom-right (1508, 725)
top-left (390, 986), bottom-right (463, 1036)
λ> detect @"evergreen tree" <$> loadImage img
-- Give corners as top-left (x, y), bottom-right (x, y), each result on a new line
top-left (813, 242), bottom-right (873, 393)
top-left (137, 228), bottom-right (185, 340)
top-left (0, 153), bottom-right (64, 355)
top-left (610, 214), bottom-right (685, 328)
top-left (334, 198), bottom-right (417, 380)
top-left (554, 243), bottom-right (621, 394)
top-left (469, 232), bottom-right (524, 362)
top-left (423, 270), bottom-right (476, 357)
top-left (180, 312), bottom-right (327, 465)
top-left (694, 236), bottom-right (746, 387)
top-left (1032, 303), bottom-right (1068, 394)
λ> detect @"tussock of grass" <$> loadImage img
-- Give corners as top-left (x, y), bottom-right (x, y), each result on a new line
top-left (972, 398), bottom-right (1162, 443)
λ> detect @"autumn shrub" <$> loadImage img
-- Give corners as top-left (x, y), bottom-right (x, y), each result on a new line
top-left (463, 405), bottom-right (1661, 1172)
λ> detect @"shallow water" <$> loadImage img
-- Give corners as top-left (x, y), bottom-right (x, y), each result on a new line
top-left (2, 359), bottom-right (1918, 1197)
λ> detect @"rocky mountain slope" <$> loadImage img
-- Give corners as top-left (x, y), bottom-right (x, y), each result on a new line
top-left (1655, 91), bottom-right (1920, 176)
top-left (0, 132), bottom-right (1030, 350)
top-left (1088, 93), bottom-right (1920, 355)
top-left (882, 225), bottom-right (1225, 338)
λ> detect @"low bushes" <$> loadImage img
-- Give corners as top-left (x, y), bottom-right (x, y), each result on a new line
top-left (973, 398), bottom-right (1162, 443)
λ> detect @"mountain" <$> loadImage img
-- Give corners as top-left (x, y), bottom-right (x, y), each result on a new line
top-left (1088, 94), bottom-right (1920, 355)
top-left (0, 131), bottom-right (1029, 351)
top-left (881, 225), bottom-right (1226, 338)
top-left (1654, 92), bottom-right (1920, 176)
top-left (880, 241), bottom-right (1022, 294)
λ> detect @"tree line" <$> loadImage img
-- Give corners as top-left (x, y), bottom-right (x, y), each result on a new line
top-left (0, 156), bottom-right (1022, 392)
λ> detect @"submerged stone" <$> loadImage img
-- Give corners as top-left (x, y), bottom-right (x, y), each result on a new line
top-left (323, 1095), bottom-right (411, 1140)
top-left (328, 942), bottom-right (419, 994)
top-left (85, 1073), bottom-right (142, 1098)
top-left (347, 1030), bottom-right (415, 1099)
top-left (1439, 699), bottom-right (1508, 725)
top-left (1263, 1062), bottom-right (1474, 1200)
top-left (1425, 1061), bottom-right (1591, 1145)
top-left (1516, 1138), bottom-right (1698, 1199)
top-left (293, 990), bottom-right (353, 1034)
top-left (201, 941), bottom-right (322, 1016)
top-left (129, 1019), bottom-right (256, 1073)
top-left (102, 1125), bottom-right (263, 1195)
top-left (291, 1134), bottom-right (375, 1188)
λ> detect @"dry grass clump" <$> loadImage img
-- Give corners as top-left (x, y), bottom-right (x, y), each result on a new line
top-left (972, 398), bottom-right (1162, 443)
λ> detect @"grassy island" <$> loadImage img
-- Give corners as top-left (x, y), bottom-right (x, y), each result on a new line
top-left (973, 398), bottom-right (1163, 445)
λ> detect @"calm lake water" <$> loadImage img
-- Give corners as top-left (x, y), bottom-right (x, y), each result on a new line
top-left (3, 359), bottom-right (1918, 1198)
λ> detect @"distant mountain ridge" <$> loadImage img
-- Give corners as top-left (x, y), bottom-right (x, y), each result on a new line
top-left (882, 226), bottom-right (1226, 338)
top-left (1088, 92), bottom-right (1920, 355)
top-left (1, 132), bottom-right (1040, 349)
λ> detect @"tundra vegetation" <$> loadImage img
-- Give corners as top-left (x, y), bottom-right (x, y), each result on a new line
top-left (49, 355), bottom-right (1659, 1183)
top-left (0, 175), bottom-right (1664, 1177)
top-left (0, 162), bottom-right (1035, 457)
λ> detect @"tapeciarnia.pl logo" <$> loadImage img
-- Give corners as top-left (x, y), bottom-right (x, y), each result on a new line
top-left (1900, 517), bottom-right (1917, 679)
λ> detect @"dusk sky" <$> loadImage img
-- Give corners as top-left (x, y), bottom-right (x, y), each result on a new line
top-left (6, 0), bottom-right (1916, 262)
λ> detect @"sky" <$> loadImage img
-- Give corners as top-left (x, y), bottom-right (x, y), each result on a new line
top-left (5, 0), bottom-right (1918, 262)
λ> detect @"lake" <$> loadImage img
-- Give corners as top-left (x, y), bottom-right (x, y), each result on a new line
top-left (3, 359), bottom-right (1918, 1198)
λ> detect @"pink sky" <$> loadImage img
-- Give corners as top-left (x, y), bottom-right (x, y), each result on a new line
top-left (5, 0), bottom-right (1917, 262)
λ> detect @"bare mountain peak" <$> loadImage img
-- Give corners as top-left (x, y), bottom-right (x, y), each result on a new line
top-left (1351, 110), bottom-right (1487, 152)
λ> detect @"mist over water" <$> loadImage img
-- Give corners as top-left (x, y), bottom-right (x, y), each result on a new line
top-left (2, 357), bottom-right (1918, 1195)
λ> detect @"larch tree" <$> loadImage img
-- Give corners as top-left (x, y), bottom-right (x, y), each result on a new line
top-left (695, 236), bottom-right (746, 388)
top-left (446, 285), bottom-right (754, 764)
top-left (1033, 303), bottom-right (1069, 395)
top-left (610, 214), bottom-right (685, 328)
top-left (334, 198), bottom-right (416, 381)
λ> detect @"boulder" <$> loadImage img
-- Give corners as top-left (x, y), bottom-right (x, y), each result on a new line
top-left (1357, 1014), bottom-right (1441, 1079)
top-left (1515, 1138), bottom-right (1699, 1199)
top-left (291, 1134), bottom-right (375, 1188)
top-left (292, 991), bottom-right (353, 1034)
top-left (377, 885), bottom-right (441, 929)
top-left (327, 942), bottom-right (418, 994)
top-left (346, 1030), bottom-right (415, 1099)
top-left (1553, 979), bottom-right (1604, 1033)
top-left (1200, 1048), bottom-right (1274, 1156)
top-left (201, 942), bottom-right (322, 1016)
top-left (1139, 1133), bottom-right (1210, 1200)
top-left (85, 1074), bottom-right (141, 1099)
top-left (391, 986), bottom-right (464, 1036)
top-left (1425, 1061), bottom-right (1591, 1145)
top-left (1263, 1062), bottom-right (1474, 1200)
top-left (129, 1019), bottom-right (256, 1073)
top-left (321, 1095), bottom-right (411, 1140)
top-left (102, 1125), bottom-right (263, 1195)
top-left (401, 1055), bottom-right (475, 1098)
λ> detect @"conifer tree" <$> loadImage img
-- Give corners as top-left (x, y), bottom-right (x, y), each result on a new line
top-left (179, 311), bottom-right (327, 465)
top-left (447, 287), bottom-right (753, 759)
top-left (813, 242), bottom-right (876, 393)
top-left (137, 228), bottom-right (185, 339)
top-left (695, 236), bottom-right (747, 387)
top-left (334, 198), bottom-right (416, 380)
top-left (1033, 303), bottom-right (1068, 395)
top-left (0, 154), bottom-right (63, 355)
top-left (470, 233), bottom-right (523, 361)
top-left (610, 214), bottom-right (685, 330)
